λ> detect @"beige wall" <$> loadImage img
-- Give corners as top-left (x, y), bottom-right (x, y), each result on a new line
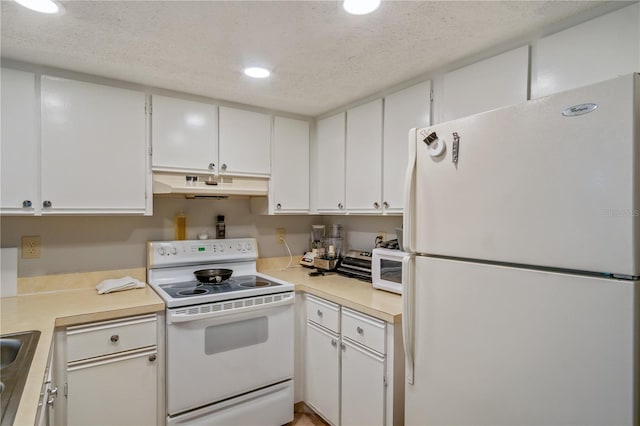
top-left (1, 197), bottom-right (401, 277)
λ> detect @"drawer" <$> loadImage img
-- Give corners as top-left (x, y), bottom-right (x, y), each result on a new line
top-left (341, 307), bottom-right (386, 354)
top-left (67, 314), bottom-right (157, 362)
top-left (305, 294), bottom-right (340, 333)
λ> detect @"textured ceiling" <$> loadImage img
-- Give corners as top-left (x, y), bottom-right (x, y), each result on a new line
top-left (0, 0), bottom-right (616, 116)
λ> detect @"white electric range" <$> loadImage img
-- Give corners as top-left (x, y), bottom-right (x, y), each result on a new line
top-left (147, 238), bottom-right (294, 426)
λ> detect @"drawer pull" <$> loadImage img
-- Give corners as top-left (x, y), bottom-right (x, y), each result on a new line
top-left (331, 339), bottom-right (337, 348)
top-left (149, 354), bottom-right (157, 362)
top-left (317, 309), bottom-right (323, 317)
top-left (110, 334), bottom-right (120, 343)
top-left (357, 326), bottom-right (364, 335)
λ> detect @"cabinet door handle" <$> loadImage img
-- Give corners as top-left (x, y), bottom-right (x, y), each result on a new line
top-left (341, 342), bottom-right (346, 351)
top-left (221, 163), bottom-right (228, 171)
top-left (110, 334), bottom-right (120, 343)
top-left (276, 203), bottom-right (282, 210)
top-left (48, 386), bottom-right (58, 397)
top-left (373, 202), bottom-right (380, 209)
top-left (148, 354), bottom-right (157, 362)
top-left (208, 163), bottom-right (216, 170)
top-left (357, 326), bottom-right (364, 335)
top-left (43, 200), bottom-right (52, 208)
top-left (316, 309), bottom-right (323, 317)
top-left (22, 200), bottom-right (32, 208)
top-left (338, 203), bottom-right (344, 210)
top-left (383, 201), bottom-right (389, 209)
top-left (331, 339), bottom-right (337, 347)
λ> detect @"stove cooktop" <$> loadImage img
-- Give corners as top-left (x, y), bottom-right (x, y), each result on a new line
top-left (149, 273), bottom-right (293, 308)
top-left (158, 275), bottom-right (283, 299)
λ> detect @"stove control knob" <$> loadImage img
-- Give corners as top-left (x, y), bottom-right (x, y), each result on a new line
top-left (171, 247), bottom-right (178, 255)
top-left (158, 246), bottom-right (166, 256)
top-left (218, 244), bottom-right (225, 252)
top-left (237, 243), bottom-right (243, 252)
top-left (245, 242), bottom-right (253, 251)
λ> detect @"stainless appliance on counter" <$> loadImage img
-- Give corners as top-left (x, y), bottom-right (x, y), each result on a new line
top-left (336, 250), bottom-right (373, 281)
top-left (146, 238), bottom-right (294, 426)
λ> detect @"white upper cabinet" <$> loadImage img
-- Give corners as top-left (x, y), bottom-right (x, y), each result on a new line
top-left (41, 76), bottom-right (148, 214)
top-left (346, 99), bottom-right (383, 214)
top-left (441, 45), bottom-right (529, 122)
top-left (382, 81), bottom-right (431, 214)
top-left (271, 116), bottom-right (310, 213)
top-left (219, 106), bottom-right (271, 177)
top-left (151, 95), bottom-right (218, 174)
top-left (533, 3), bottom-right (640, 99)
top-left (316, 112), bottom-right (346, 213)
top-left (1, 68), bottom-right (39, 215)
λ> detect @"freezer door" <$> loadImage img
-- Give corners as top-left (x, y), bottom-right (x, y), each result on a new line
top-left (412, 73), bottom-right (639, 276)
top-left (405, 256), bottom-right (637, 426)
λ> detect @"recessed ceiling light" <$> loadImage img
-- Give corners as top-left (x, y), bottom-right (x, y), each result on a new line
top-left (243, 67), bottom-right (271, 79)
top-left (14, 0), bottom-right (62, 14)
top-left (343, 0), bottom-right (380, 15)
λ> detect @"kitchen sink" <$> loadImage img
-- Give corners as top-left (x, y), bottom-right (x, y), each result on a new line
top-left (0, 338), bottom-right (23, 368)
top-left (0, 331), bottom-right (40, 426)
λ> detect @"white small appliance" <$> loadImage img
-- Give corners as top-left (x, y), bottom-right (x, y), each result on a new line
top-left (146, 238), bottom-right (294, 426)
top-left (371, 248), bottom-right (409, 294)
top-left (403, 73), bottom-right (639, 425)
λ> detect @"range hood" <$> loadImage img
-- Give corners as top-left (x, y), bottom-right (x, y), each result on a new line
top-left (152, 172), bottom-right (268, 198)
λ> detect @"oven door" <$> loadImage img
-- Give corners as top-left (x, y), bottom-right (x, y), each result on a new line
top-left (166, 292), bottom-right (294, 415)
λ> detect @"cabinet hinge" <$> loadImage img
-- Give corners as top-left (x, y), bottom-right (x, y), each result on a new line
top-left (383, 375), bottom-right (388, 387)
top-left (64, 382), bottom-right (68, 397)
top-left (145, 103), bottom-right (152, 115)
top-left (429, 88), bottom-right (434, 104)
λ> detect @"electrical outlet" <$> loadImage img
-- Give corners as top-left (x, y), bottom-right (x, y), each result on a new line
top-left (276, 228), bottom-right (286, 243)
top-left (22, 236), bottom-right (41, 259)
top-left (377, 232), bottom-right (386, 241)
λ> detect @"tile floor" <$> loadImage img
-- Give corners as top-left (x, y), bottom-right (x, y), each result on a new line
top-left (287, 403), bottom-right (329, 426)
top-left (288, 411), bottom-right (330, 426)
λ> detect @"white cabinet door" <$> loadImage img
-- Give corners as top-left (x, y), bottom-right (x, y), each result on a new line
top-left (272, 116), bottom-right (310, 213)
top-left (341, 338), bottom-right (386, 426)
top-left (533, 3), bottom-right (640, 99)
top-left (151, 95), bottom-right (218, 173)
top-left (316, 112), bottom-right (346, 213)
top-left (382, 81), bottom-right (431, 214)
top-left (40, 76), bottom-right (147, 214)
top-left (67, 348), bottom-right (158, 426)
top-left (1, 68), bottom-right (39, 215)
top-left (441, 45), bottom-right (529, 122)
top-left (346, 99), bottom-right (383, 214)
top-left (219, 106), bottom-right (271, 176)
top-left (305, 321), bottom-right (340, 426)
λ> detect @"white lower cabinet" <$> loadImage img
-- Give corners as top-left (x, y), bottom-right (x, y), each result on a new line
top-left (67, 347), bottom-right (157, 425)
top-left (341, 338), bottom-right (385, 426)
top-left (304, 294), bottom-right (403, 426)
top-left (305, 321), bottom-right (341, 426)
top-left (60, 314), bottom-right (161, 426)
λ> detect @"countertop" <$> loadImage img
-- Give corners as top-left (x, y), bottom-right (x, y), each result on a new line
top-left (0, 268), bottom-right (164, 426)
top-left (258, 258), bottom-right (402, 323)
top-left (3, 260), bottom-right (401, 425)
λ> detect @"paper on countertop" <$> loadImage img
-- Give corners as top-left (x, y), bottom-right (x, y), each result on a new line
top-left (96, 276), bottom-right (145, 294)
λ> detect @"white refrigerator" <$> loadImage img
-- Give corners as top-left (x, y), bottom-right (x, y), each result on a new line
top-left (402, 73), bottom-right (639, 425)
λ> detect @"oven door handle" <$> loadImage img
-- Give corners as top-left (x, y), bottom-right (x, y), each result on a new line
top-left (168, 292), bottom-right (294, 324)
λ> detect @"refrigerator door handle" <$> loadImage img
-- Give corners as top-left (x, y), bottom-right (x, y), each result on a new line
top-left (402, 254), bottom-right (415, 385)
top-left (403, 128), bottom-right (417, 253)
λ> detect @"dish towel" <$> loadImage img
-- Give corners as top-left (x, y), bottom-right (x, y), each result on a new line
top-left (96, 276), bottom-right (146, 294)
